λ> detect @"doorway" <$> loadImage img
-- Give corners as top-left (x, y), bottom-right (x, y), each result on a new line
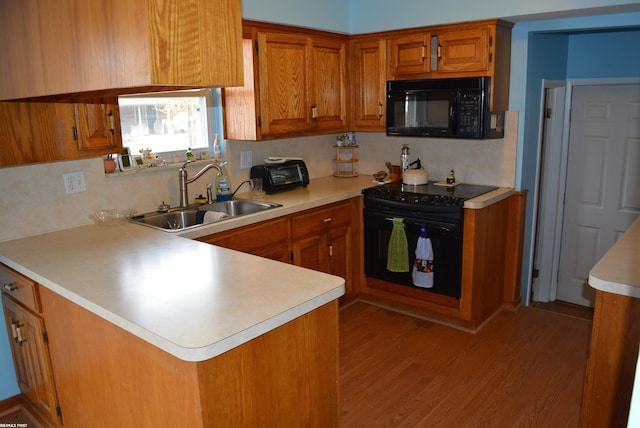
top-left (533, 79), bottom-right (640, 307)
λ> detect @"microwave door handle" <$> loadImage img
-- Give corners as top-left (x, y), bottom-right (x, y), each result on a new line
top-left (450, 101), bottom-right (457, 134)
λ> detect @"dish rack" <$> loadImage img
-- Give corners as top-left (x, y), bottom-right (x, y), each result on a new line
top-left (333, 145), bottom-right (359, 177)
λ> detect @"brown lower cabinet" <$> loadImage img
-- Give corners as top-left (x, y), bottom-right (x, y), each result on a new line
top-left (361, 191), bottom-right (526, 331)
top-left (580, 290), bottom-right (640, 427)
top-left (198, 197), bottom-right (363, 303)
top-left (1, 265), bottom-right (61, 427)
top-left (2, 259), bottom-right (340, 427)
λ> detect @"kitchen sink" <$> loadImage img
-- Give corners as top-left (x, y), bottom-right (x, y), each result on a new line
top-left (200, 200), bottom-right (281, 217)
top-left (131, 199), bottom-right (282, 232)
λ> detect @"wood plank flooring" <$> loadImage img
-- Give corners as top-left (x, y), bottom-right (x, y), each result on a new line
top-left (339, 302), bottom-right (592, 427)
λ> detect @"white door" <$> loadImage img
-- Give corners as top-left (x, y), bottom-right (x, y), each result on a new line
top-left (556, 84), bottom-right (640, 306)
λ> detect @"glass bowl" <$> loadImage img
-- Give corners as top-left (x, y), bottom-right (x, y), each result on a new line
top-left (89, 209), bottom-right (136, 226)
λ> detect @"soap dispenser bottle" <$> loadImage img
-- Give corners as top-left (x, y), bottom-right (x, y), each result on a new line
top-left (213, 134), bottom-right (222, 160)
top-left (215, 163), bottom-right (232, 201)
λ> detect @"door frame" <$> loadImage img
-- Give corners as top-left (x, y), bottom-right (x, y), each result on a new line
top-left (531, 77), bottom-right (640, 303)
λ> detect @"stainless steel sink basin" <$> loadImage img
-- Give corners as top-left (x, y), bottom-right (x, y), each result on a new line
top-left (200, 200), bottom-right (281, 217)
top-left (131, 199), bottom-right (282, 232)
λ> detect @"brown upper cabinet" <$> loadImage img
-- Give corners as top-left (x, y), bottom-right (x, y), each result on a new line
top-left (0, 0), bottom-right (243, 101)
top-left (389, 33), bottom-right (433, 75)
top-left (0, 101), bottom-right (122, 167)
top-left (224, 22), bottom-right (348, 140)
top-left (386, 20), bottom-right (513, 111)
top-left (350, 37), bottom-right (387, 132)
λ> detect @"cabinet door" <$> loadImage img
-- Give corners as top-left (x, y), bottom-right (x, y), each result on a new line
top-left (74, 101), bottom-right (122, 153)
top-left (327, 224), bottom-right (352, 295)
top-left (2, 295), bottom-right (61, 426)
top-left (0, 0), bottom-right (243, 100)
top-left (351, 37), bottom-right (386, 131)
top-left (0, 102), bottom-right (74, 166)
top-left (292, 234), bottom-right (328, 273)
top-left (434, 27), bottom-right (489, 73)
top-left (309, 37), bottom-right (347, 132)
top-left (257, 32), bottom-right (312, 136)
top-left (389, 33), bottom-right (431, 75)
top-left (0, 100), bottom-right (122, 166)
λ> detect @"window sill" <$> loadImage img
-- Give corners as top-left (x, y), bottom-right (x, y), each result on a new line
top-left (104, 158), bottom-right (226, 178)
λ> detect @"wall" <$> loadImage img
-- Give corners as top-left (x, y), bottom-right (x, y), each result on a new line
top-left (513, 17), bottom-right (640, 305)
top-left (567, 29), bottom-right (640, 78)
top-left (241, 0), bottom-right (349, 33)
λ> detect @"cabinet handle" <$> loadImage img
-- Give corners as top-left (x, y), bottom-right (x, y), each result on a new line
top-left (16, 326), bottom-right (26, 344)
top-left (421, 44), bottom-right (426, 60)
top-left (3, 283), bottom-right (18, 292)
top-left (437, 44), bottom-right (442, 60)
top-left (10, 321), bottom-right (18, 340)
top-left (323, 217), bottom-right (332, 223)
top-left (108, 110), bottom-right (115, 134)
top-left (328, 243), bottom-right (333, 257)
top-left (378, 102), bottom-right (383, 118)
top-left (311, 104), bottom-right (317, 120)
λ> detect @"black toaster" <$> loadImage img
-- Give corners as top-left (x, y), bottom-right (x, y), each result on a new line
top-left (250, 159), bottom-right (309, 194)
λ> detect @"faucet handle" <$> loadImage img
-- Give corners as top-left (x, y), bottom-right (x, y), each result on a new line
top-left (157, 201), bottom-right (170, 213)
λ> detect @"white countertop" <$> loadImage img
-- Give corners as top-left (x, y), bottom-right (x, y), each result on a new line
top-left (589, 216), bottom-right (640, 298)
top-left (0, 223), bottom-right (345, 362)
top-left (0, 175), bottom-right (514, 362)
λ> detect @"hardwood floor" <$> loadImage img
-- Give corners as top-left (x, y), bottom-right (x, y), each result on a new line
top-left (339, 302), bottom-right (592, 427)
top-left (0, 405), bottom-right (43, 427)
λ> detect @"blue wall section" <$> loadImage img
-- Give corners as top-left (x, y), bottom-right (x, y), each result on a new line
top-left (241, 0), bottom-right (350, 33)
top-left (0, 319), bottom-right (19, 399)
top-left (512, 13), bottom-right (640, 305)
top-left (567, 30), bottom-right (640, 77)
top-left (347, 0), bottom-right (640, 34)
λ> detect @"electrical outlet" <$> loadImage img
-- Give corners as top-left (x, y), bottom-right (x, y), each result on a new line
top-left (240, 151), bottom-right (253, 169)
top-left (63, 171), bottom-right (87, 194)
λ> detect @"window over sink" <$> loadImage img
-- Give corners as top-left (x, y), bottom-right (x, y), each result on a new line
top-left (118, 89), bottom-right (225, 160)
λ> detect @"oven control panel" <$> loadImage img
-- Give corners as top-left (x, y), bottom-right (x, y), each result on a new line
top-left (363, 186), bottom-right (465, 208)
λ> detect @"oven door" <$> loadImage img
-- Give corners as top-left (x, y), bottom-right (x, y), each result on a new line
top-left (364, 211), bottom-right (462, 298)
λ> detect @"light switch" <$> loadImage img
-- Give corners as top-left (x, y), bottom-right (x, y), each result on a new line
top-left (240, 151), bottom-right (253, 169)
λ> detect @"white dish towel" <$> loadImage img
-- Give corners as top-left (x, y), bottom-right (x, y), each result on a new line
top-left (203, 211), bottom-right (229, 224)
top-left (412, 227), bottom-right (434, 288)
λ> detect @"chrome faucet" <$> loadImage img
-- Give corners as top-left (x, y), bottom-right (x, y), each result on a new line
top-left (178, 161), bottom-right (223, 208)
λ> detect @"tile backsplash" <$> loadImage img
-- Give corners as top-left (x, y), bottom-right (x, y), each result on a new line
top-left (0, 111), bottom-right (517, 241)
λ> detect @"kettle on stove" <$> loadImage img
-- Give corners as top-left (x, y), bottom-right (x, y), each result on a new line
top-left (402, 158), bottom-right (428, 185)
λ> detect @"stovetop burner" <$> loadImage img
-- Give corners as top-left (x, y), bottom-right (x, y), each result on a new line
top-left (363, 181), bottom-right (497, 208)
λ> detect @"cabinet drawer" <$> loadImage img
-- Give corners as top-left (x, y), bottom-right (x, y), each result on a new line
top-left (292, 201), bottom-right (351, 239)
top-left (198, 217), bottom-right (290, 252)
top-left (0, 264), bottom-right (40, 313)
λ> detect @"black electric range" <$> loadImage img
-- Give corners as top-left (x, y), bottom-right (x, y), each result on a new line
top-left (362, 181), bottom-right (497, 299)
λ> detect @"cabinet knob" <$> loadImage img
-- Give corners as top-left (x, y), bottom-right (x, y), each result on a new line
top-left (3, 283), bottom-right (18, 292)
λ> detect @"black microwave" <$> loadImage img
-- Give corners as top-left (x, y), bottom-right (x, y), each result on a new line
top-left (386, 77), bottom-right (504, 139)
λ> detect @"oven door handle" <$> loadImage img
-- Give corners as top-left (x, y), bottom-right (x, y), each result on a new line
top-left (380, 216), bottom-right (456, 232)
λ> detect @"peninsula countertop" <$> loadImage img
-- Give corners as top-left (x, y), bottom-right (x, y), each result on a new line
top-left (0, 175), bottom-right (514, 362)
top-left (589, 216), bottom-right (640, 298)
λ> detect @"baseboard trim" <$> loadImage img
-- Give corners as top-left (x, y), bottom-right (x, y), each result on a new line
top-left (0, 395), bottom-right (21, 416)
